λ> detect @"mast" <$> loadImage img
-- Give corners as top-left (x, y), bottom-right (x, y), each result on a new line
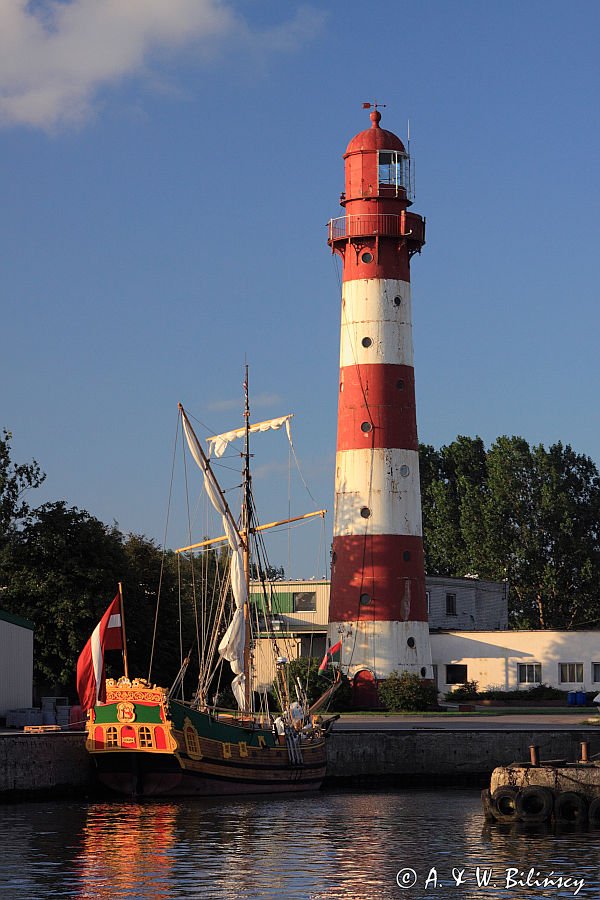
top-left (242, 365), bottom-right (252, 712)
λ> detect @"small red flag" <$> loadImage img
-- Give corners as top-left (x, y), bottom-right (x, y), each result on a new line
top-left (318, 639), bottom-right (342, 673)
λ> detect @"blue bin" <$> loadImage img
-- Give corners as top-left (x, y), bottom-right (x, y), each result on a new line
top-left (576, 691), bottom-right (587, 706)
top-left (568, 691), bottom-right (576, 706)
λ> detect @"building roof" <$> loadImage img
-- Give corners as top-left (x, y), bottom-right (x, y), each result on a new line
top-left (0, 608), bottom-right (34, 631)
top-left (345, 110), bottom-right (406, 155)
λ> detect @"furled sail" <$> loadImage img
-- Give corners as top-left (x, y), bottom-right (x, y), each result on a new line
top-left (208, 415), bottom-right (293, 458)
top-left (181, 412), bottom-right (247, 702)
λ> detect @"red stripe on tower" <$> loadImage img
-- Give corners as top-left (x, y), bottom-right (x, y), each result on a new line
top-left (327, 108), bottom-right (433, 689)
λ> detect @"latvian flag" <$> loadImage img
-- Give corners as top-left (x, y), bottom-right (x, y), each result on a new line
top-left (318, 639), bottom-right (342, 673)
top-left (76, 594), bottom-right (123, 711)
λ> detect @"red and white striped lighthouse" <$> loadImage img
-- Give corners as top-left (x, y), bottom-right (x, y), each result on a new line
top-left (327, 108), bottom-right (433, 694)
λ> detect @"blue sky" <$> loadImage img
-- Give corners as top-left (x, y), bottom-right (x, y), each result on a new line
top-left (2, 0), bottom-right (599, 576)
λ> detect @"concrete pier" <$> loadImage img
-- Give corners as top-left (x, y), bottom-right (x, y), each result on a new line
top-left (1, 723), bottom-right (599, 798)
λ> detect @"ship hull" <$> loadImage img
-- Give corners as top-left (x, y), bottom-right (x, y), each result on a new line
top-left (86, 685), bottom-right (328, 798)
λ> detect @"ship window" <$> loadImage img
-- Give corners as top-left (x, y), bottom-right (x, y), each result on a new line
top-left (185, 726), bottom-right (200, 756)
top-left (106, 726), bottom-right (118, 747)
top-left (139, 726), bottom-right (153, 748)
top-left (293, 591), bottom-right (316, 612)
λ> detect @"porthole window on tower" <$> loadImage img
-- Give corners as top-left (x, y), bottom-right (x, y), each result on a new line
top-left (394, 296), bottom-right (402, 306)
top-left (360, 593), bottom-right (372, 606)
top-left (407, 637), bottom-right (416, 649)
top-left (361, 421), bottom-right (373, 433)
top-left (360, 507), bottom-right (371, 518)
top-left (397, 379), bottom-right (405, 390)
top-left (361, 337), bottom-right (372, 348)
top-left (399, 464), bottom-right (410, 476)
top-left (361, 252), bottom-right (373, 263)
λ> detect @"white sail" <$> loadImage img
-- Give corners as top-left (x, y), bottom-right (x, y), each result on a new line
top-left (181, 413), bottom-right (247, 683)
top-left (208, 415), bottom-right (293, 458)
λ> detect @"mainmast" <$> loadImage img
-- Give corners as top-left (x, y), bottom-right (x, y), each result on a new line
top-left (242, 365), bottom-right (252, 712)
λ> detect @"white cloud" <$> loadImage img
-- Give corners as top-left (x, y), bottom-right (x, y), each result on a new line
top-left (0, 1), bottom-right (324, 130)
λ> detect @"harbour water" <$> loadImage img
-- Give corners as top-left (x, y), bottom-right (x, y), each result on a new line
top-left (1, 789), bottom-right (599, 899)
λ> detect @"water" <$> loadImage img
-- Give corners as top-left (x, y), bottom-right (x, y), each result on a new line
top-left (0, 790), bottom-right (598, 899)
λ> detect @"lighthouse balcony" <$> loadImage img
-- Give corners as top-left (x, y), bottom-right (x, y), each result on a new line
top-left (328, 212), bottom-right (425, 247)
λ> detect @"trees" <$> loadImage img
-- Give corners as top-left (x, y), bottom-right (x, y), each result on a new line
top-left (420, 436), bottom-right (600, 630)
top-left (0, 429), bottom-right (45, 544)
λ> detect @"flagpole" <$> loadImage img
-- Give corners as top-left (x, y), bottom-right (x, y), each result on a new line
top-left (118, 582), bottom-right (130, 679)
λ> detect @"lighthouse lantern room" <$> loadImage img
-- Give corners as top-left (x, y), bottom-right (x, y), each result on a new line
top-left (327, 108), bottom-right (433, 697)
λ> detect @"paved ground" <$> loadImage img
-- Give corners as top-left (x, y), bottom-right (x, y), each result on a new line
top-left (334, 713), bottom-right (600, 731)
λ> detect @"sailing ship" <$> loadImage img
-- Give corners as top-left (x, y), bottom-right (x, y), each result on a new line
top-left (81, 382), bottom-right (338, 796)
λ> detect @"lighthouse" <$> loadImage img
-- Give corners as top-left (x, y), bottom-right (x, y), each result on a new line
top-left (327, 107), bottom-right (433, 700)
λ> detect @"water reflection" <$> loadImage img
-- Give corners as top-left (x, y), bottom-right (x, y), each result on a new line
top-left (0, 791), bottom-right (599, 899)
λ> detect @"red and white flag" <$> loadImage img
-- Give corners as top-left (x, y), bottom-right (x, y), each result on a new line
top-left (318, 639), bottom-right (342, 673)
top-left (76, 594), bottom-right (123, 711)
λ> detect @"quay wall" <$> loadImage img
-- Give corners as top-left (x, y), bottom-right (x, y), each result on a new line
top-left (0, 733), bottom-right (93, 798)
top-left (1, 728), bottom-right (599, 798)
top-left (325, 729), bottom-right (600, 786)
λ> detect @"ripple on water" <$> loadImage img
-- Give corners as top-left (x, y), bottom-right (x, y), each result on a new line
top-left (0, 790), bottom-right (598, 899)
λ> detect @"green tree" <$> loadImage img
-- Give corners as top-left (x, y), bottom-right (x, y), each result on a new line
top-left (0, 429), bottom-right (45, 544)
top-left (1, 502), bottom-right (126, 692)
top-left (420, 435), bottom-right (600, 629)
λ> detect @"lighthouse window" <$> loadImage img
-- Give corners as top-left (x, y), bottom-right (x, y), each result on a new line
top-left (403, 551), bottom-right (411, 561)
top-left (378, 151), bottom-right (409, 191)
top-left (400, 465), bottom-right (410, 476)
top-left (397, 379), bottom-right (405, 390)
top-left (360, 506), bottom-right (371, 518)
top-left (361, 337), bottom-right (372, 348)
top-left (394, 296), bottom-right (402, 306)
top-left (360, 593), bottom-right (372, 606)
top-left (407, 637), bottom-right (416, 648)
top-left (361, 421), bottom-right (373, 433)
top-left (361, 252), bottom-right (373, 263)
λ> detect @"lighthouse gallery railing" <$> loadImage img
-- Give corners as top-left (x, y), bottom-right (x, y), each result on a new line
top-left (328, 213), bottom-right (422, 243)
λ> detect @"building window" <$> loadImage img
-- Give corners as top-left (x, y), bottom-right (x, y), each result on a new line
top-left (559, 662), bottom-right (584, 683)
top-left (518, 663), bottom-right (542, 684)
top-left (446, 593), bottom-right (457, 616)
top-left (106, 726), bottom-right (118, 747)
top-left (293, 591), bottom-right (316, 612)
top-left (446, 664), bottom-right (468, 684)
top-left (593, 663), bottom-right (600, 683)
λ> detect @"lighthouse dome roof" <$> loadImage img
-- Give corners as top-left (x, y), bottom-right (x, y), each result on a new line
top-left (345, 110), bottom-right (406, 155)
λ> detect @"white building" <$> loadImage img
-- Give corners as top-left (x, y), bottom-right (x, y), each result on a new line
top-left (432, 629), bottom-right (600, 694)
top-left (0, 609), bottom-right (34, 717)
top-left (250, 578), bottom-right (600, 696)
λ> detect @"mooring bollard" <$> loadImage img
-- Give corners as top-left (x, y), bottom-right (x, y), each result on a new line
top-left (580, 741), bottom-right (590, 763)
top-left (529, 745), bottom-right (540, 766)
